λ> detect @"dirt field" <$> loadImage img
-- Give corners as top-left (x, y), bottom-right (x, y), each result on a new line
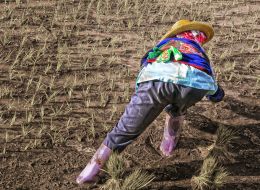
top-left (0, 0), bottom-right (259, 189)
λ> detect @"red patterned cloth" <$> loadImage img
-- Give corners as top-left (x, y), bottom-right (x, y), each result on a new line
top-left (176, 30), bottom-right (207, 56)
top-left (177, 30), bottom-right (207, 45)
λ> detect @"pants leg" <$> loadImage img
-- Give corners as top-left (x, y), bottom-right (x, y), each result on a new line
top-left (103, 81), bottom-right (173, 152)
top-left (164, 85), bottom-right (208, 117)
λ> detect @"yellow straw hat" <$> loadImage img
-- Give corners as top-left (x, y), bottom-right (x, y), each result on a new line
top-left (160, 20), bottom-right (214, 44)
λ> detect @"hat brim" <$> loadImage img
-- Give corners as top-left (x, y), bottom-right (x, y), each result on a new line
top-left (160, 22), bottom-right (214, 44)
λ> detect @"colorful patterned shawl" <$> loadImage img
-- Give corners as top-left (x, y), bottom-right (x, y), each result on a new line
top-left (141, 31), bottom-right (213, 75)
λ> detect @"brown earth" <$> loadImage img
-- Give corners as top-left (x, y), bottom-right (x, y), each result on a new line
top-left (0, 0), bottom-right (259, 189)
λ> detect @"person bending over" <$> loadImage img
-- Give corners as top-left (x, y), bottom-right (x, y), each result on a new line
top-left (76, 20), bottom-right (225, 184)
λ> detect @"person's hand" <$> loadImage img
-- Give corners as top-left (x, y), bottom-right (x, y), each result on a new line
top-left (206, 85), bottom-right (225, 103)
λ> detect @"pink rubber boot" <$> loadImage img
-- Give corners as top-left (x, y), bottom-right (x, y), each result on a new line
top-left (160, 115), bottom-right (184, 157)
top-left (76, 144), bottom-right (112, 184)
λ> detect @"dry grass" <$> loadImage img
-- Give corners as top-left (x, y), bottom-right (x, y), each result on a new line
top-left (101, 153), bottom-right (154, 190)
top-left (121, 169), bottom-right (155, 190)
top-left (192, 126), bottom-right (236, 189)
top-left (208, 126), bottom-right (238, 161)
top-left (191, 157), bottom-right (229, 190)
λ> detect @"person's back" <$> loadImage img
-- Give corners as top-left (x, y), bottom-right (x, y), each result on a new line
top-left (76, 20), bottom-right (225, 184)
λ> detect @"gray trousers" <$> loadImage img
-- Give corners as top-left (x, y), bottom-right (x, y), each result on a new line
top-left (103, 81), bottom-right (208, 152)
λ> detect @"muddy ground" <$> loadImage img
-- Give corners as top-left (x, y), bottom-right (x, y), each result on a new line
top-left (0, 0), bottom-right (259, 189)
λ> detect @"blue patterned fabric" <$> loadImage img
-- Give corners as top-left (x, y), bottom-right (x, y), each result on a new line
top-left (136, 61), bottom-right (218, 95)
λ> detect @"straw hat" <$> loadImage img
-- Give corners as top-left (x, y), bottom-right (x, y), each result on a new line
top-left (160, 20), bottom-right (214, 44)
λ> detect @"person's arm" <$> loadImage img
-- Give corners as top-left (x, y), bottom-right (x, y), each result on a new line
top-left (206, 85), bottom-right (225, 103)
